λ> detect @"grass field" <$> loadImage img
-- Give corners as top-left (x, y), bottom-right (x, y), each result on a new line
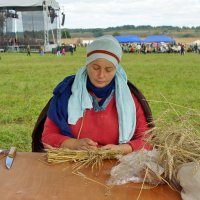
top-left (0, 49), bottom-right (199, 151)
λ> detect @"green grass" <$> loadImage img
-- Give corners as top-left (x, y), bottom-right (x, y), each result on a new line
top-left (0, 49), bottom-right (199, 151)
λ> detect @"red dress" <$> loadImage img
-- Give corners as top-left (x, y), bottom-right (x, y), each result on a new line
top-left (42, 93), bottom-right (151, 151)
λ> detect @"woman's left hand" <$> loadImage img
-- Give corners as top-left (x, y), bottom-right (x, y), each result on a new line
top-left (100, 144), bottom-right (132, 154)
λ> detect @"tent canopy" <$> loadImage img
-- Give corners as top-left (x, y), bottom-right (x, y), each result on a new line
top-left (115, 35), bottom-right (142, 43)
top-left (142, 35), bottom-right (176, 43)
top-left (0, 0), bottom-right (60, 10)
top-left (190, 40), bottom-right (200, 45)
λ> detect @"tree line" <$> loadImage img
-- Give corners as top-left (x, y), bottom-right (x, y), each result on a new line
top-left (61, 25), bottom-right (200, 38)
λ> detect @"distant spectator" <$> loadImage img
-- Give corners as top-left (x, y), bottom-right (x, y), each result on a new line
top-left (69, 46), bottom-right (73, 55)
top-left (61, 48), bottom-right (65, 55)
top-left (40, 46), bottom-right (45, 56)
top-left (141, 44), bottom-right (147, 54)
top-left (73, 44), bottom-right (77, 51)
top-left (194, 43), bottom-right (198, 53)
top-left (180, 44), bottom-right (185, 55)
top-left (136, 44), bottom-right (141, 53)
top-left (57, 46), bottom-right (61, 56)
top-left (129, 46), bottom-right (135, 53)
top-left (27, 45), bottom-right (31, 56)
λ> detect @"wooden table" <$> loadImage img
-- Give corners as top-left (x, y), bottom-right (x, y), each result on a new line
top-left (0, 152), bottom-right (181, 200)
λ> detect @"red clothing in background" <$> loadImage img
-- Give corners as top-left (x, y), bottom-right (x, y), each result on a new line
top-left (42, 93), bottom-right (151, 151)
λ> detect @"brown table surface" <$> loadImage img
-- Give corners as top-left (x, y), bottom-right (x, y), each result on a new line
top-left (0, 152), bottom-right (182, 200)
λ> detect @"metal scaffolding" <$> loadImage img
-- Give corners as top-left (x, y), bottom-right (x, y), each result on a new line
top-left (0, 0), bottom-right (61, 52)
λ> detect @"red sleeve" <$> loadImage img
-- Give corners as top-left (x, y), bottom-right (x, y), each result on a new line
top-left (42, 117), bottom-right (70, 148)
top-left (127, 94), bottom-right (152, 151)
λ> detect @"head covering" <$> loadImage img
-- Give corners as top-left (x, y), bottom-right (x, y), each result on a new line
top-left (86, 35), bottom-right (122, 67)
top-left (68, 35), bottom-right (137, 144)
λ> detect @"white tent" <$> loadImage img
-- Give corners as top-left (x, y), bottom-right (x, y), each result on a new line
top-left (191, 40), bottom-right (200, 45)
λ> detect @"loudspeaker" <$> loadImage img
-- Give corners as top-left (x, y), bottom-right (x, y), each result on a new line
top-left (49, 8), bottom-right (56, 24)
top-left (61, 13), bottom-right (65, 26)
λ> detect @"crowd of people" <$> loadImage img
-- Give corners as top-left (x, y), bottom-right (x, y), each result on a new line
top-left (56, 44), bottom-right (76, 56)
top-left (120, 42), bottom-right (200, 54)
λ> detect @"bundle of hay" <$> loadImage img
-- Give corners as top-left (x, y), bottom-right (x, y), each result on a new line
top-left (46, 148), bottom-right (121, 171)
top-left (147, 109), bottom-right (200, 189)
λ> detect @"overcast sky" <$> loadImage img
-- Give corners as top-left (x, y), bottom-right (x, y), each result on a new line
top-left (56, 0), bottom-right (200, 28)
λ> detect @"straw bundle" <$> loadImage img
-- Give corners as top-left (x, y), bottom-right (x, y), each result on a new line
top-left (147, 109), bottom-right (200, 188)
top-left (46, 148), bottom-right (121, 171)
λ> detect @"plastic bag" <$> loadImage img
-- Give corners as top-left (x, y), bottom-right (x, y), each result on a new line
top-left (177, 162), bottom-right (200, 200)
top-left (107, 149), bottom-right (164, 186)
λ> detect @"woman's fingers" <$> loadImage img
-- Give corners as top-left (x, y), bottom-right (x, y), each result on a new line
top-left (85, 138), bottom-right (98, 146)
top-left (75, 138), bottom-right (98, 150)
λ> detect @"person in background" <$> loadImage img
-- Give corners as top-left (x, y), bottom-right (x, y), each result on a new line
top-left (73, 44), bottom-right (77, 52)
top-left (42, 35), bottom-right (153, 154)
top-left (40, 46), bottom-right (45, 56)
top-left (69, 45), bottom-right (74, 55)
top-left (61, 48), bottom-right (65, 55)
top-left (194, 43), bottom-right (198, 53)
top-left (56, 46), bottom-right (61, 56)
top-left (27, 45), bottom-right (31, 56)
top-left (180, 44), bottom-right (185, 55)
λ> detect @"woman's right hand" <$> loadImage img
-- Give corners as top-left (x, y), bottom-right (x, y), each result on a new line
top-left (60, 138), bottom-right (98, 150)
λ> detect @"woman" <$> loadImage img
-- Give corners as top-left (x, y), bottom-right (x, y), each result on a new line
top-left (42, 35), bottom-right (152, 154)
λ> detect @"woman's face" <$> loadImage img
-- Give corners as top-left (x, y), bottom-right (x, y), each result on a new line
top-left (87, 58), bottom-right (116, 88)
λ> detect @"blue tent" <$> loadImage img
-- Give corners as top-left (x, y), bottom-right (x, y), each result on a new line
top-left (142, 35), bottom-right (176, 43)
top-left (115, 35), bottom-right (141, 43)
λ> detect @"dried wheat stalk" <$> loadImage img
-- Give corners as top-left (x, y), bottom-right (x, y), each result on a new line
top-left (146, 108), bottom-right (200, 188)
top-left (46, 148), bottom-right (121, 171)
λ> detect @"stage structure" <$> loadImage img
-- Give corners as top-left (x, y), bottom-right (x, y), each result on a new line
top-left (0, 0), bottom-right (63, 52)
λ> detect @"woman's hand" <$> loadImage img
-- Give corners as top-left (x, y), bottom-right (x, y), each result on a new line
top-left (61, 138), bottom-right (98, 150)
top-left (100, 144), bottom-right (132, 154)
top-left (74, 138), bottom-right (98, 150)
